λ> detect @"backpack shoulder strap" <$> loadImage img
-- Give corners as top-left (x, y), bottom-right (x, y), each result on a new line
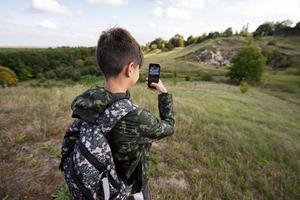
top-left (96, 98), bottom-right (137, 135)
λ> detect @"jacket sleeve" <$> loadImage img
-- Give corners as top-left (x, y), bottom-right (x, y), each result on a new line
top-left (141, 93), bottom-right (175, 140)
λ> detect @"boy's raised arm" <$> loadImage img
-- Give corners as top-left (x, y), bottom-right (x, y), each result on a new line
top-left (140, 80), bottom-right (175, 140)
top-left (143, 93), bottom-right (174, 140)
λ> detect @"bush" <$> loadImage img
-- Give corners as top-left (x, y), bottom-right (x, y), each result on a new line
top-left (44, 70), bottom-right (57, 79)
top-left (267, 40), bottom-right (277, 46)
top-left (185, 76), bottom-right (191, 81)
top-left (240, 81), bottom-right (249, 94)
top-left (72, 71), bottom-right (81, 81)
top-left (80, 66), bottom-right (101, 76)
top-left (0, 66), bottom-right (18, 87)
top-left (201, 73), bottom-right (213, 81)
top-left (150, 44), bottom-right (158, 50)
top-left (228, 44), bottom-right (266, 84)
top-left (267, 50), bottom-right (292, 68)
top-left (55, 66), bottom-right (81, 80)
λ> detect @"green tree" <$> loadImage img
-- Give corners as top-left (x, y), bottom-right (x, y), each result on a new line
top-left (0, 66), bottom-right (18, 86)
top-left (253, 22), bottom-right (274, 37)
top-left (168, 34), bottom-right (185, 48)
top-left (186, 35), bottom-right (197, 46)
top-left (150, 44), bottom-right (158, 50)
top-left (223, 27), bottom-right (233, 37)
top-left (239, 24), bottom-right (251, 37)
top-left (74, 59), bottom-right (85, 68)
top-left (228, 44), bottom-right (266, 84)
top-left (274, 20), bottom-right (293, 32)
top-left (196, 33), bottom-right (207, 43)
top-left (150, 38), bottom-right (167, 49)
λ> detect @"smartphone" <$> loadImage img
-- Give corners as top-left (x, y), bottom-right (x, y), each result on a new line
top-left (148, 63), bottom-right (160, 89)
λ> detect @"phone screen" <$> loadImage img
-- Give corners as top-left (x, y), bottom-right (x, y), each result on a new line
top-left (148, 63), bottom-right (160, 89)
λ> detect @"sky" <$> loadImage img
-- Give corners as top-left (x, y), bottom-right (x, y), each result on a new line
top-left (0, 0), bottom-right (299, 47)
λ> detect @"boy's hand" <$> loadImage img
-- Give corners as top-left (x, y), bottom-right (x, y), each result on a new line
top-left (146, 78), bottom-right (168, 95)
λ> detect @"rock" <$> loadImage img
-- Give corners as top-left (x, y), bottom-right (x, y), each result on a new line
top-left (185, 45), bottom-right (239, 67)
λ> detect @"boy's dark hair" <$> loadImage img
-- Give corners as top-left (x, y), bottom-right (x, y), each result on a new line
top-left (96, 27), bottom-right (144, 79)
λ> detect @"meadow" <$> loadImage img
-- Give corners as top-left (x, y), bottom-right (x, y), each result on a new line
top-left (1, 36), bottom-right (300, 199)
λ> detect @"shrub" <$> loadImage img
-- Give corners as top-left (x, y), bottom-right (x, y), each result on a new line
top-left (228, 44), bottom-right (266, 84)
top-left (18, 154), bottom-right (40, 167)
top-left (72, 71), bottom-right (81, 81)
top-left (267, 40), bottom-right (277, 46)
top-left (55, 66), bottom-right (81, 80)
top-left (42, 143), bottom-right (60, 158)
top-left (0, 66), bottom-right (18, 86)
top-left (202, 73), bottom-right (213, 81)
top-left (80, 66), bottom-right (101, 76)
top-left (150, 44), bottom-right (158, 50)
top-left (185, 76), bottom-right (191, 81)
top-left (15, 133), bottom-right (26, 145)
top-left (267, 50), bottom-right (292, 68)
top-left (240, 81), bottom-right (249, 94)
top-left (52, 185), bottom-right (70, 200)
top-left (44, 70), bottom-right (57, 79)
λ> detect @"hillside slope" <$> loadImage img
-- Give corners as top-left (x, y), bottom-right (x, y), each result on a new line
top-left (142, 36), bottom-right (300, 104)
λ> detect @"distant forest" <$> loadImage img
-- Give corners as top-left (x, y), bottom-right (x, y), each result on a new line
top-left (0, 20), bottom-right (299, 82)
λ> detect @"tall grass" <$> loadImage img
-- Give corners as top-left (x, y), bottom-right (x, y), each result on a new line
top-left (0, 81), bottom-right (299, 199)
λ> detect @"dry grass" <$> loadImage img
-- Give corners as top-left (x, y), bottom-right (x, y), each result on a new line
top-left (1, 80), bottom-right (300, 199)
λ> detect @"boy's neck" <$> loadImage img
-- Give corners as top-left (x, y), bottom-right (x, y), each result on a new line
top-left (104, 78), bottom-right (128, 93)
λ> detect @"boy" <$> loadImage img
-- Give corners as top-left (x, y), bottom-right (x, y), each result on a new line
top-left (60, 27), bottom-right (174, 199)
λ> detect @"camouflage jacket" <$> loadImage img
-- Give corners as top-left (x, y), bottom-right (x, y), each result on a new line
top-left (64, 86), bottom-right (174, 193)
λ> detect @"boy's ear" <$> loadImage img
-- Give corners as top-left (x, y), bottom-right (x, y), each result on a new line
top-left (125, 62), bottom-right (134, 77)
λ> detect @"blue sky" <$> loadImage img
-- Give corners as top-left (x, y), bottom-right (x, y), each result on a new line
top-left (0, 0), bottom-right (299, 47)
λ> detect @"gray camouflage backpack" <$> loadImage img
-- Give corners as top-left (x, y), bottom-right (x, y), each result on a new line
top-left (60, 98), bottom-right (137, 200)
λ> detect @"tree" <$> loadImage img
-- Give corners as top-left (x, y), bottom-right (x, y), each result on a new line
top-left (253, 22), bottom-right (274, 37)
top-left (168, 34), bottom-right (185, 48)
top-left (274, 20), bottom-right (292, 32)
top-left (150, 44), bottom-right (158, 50)
top-left (196, 33), bottom-right (207, 43)
top-left (239, 24), bottom-right (251, 37)
top-left (177, 38), bottom-right (185, 47)
top-left (0, 66), bottom-right (18, 86)
top-left (223, 27), bottom-right (233, 37)
top-left (228, 44), bottom-right (266, 84)
top-left (207, 31), bottom-right (220, 39)
top-left (150, 38), bottom-right (167, 49)
top-left (186, 35), bottom-right (197, 46)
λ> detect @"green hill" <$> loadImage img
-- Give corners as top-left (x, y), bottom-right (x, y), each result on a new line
top-left (142, 36), bottom-right (300, 104)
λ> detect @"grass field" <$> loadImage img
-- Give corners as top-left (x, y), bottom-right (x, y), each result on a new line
top-left (1, 36), bottom-right (300, 199)
top-left (1, 79), bottom-right (300, 199)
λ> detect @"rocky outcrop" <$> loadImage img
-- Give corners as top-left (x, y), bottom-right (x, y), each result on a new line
top-left (181, 45), bottom-right (239, 67)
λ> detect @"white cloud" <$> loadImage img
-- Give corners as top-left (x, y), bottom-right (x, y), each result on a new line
top-left (152, 0), bottom-right (217, 20)
top-left (224, 0), bottom-right (300, 19)
top-left (87, 0), bottom-right (128, 5)
top-left (153, 7), bottom-right (163, 17)
top-left (166, 7), bottom-right (191, 19)
top-left (30, 0), bottom-right (72, 16)
top-left (148, 22), bottom-right (157, 29)
top-left (169, 0), bottom-right (206, 9)
top-left (37, 20), bottom-right (59, 29)
top-left (75, 10), bottom-right (85, 16)
top-left (155, 0), bottom-right (163, 5)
